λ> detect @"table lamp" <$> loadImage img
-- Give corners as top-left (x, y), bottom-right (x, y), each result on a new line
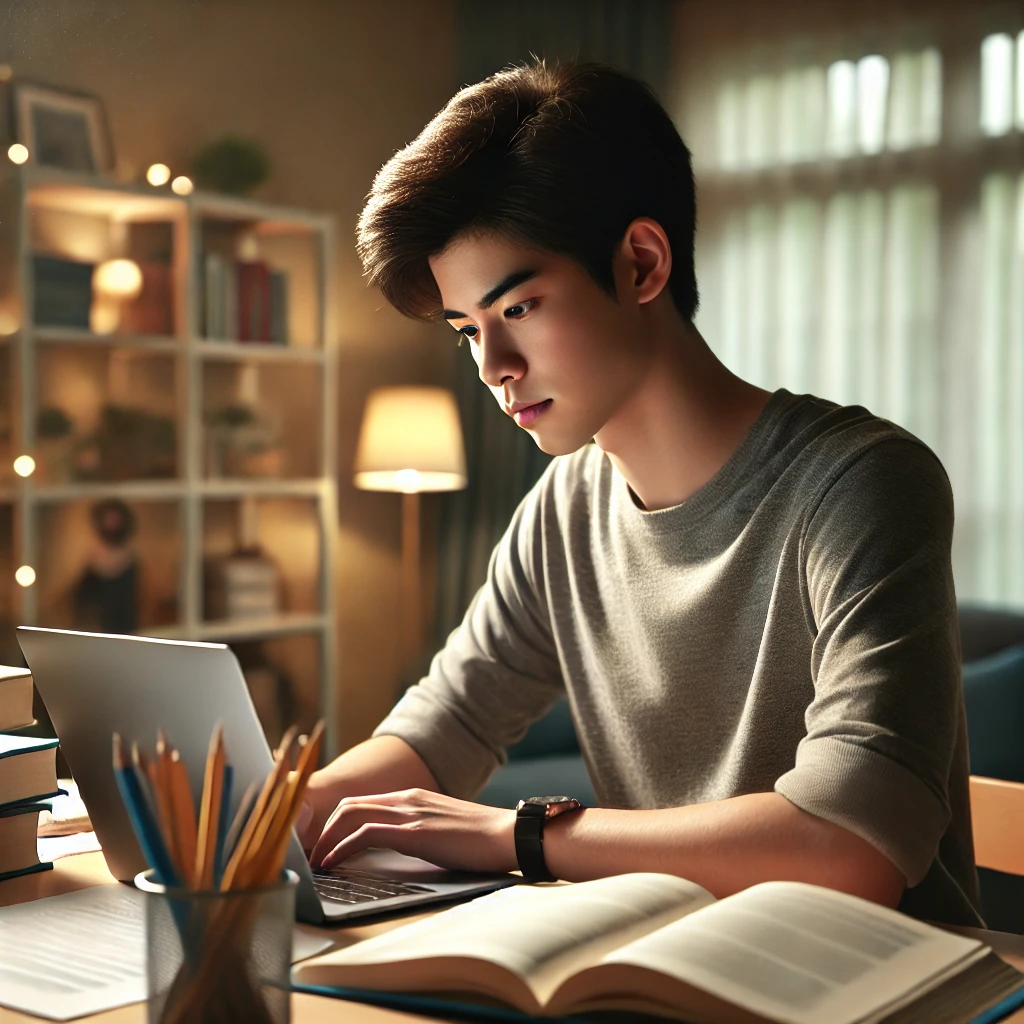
top-left (354, 386), bottom-right (467, 675)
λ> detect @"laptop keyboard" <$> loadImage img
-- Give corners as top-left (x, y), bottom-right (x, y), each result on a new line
top-left (312, 866), bottom-right (434, 904)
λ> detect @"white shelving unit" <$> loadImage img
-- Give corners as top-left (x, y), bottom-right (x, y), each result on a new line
top-left (0, 165), bottom-right (339, 757)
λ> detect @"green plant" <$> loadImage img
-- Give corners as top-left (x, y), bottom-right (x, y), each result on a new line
top-left (191, 137), bottom-right (271, 196)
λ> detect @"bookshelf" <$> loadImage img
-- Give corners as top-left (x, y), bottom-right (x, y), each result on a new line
top-left (0, 165), bottom-right (339, 757)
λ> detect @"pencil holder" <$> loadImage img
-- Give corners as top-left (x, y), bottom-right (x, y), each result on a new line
top-left (136, 868), bottom-right (297, 1024)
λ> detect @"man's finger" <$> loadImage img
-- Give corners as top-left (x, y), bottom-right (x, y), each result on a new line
top-left (309, 804), bottom-right (409, 867)
top-left (319, 822), bottom-right (407, 870)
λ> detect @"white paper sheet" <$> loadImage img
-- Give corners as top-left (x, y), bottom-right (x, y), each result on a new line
top-left (37, 830), bottom-right (103, 862)
top-left (0, 885), bottom-right (336, 1020)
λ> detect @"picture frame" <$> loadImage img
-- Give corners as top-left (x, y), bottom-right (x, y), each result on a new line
top-left (12, 80), bottom-right (115, 175)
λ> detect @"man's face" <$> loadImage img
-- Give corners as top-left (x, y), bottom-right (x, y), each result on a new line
top-left (429, 230), bottom-right (657, 456)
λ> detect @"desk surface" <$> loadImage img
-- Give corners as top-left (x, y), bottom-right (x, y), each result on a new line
top-left (2, 853), bottom-right (1024, 1023)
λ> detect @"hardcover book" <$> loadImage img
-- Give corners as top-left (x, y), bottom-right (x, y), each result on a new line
top-left (0, 667), bottom-right (34, 732)
top-left (0, 735), bottom-right (60, 808)
top-left (0, 801), bottom-right (53, 884)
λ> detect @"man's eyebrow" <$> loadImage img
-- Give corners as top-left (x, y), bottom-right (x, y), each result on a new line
top-left (442, 268), bottom-right (539, 320)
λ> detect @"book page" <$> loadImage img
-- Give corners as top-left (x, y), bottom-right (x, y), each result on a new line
top-left (591, 880), bottom-right (985, 1024)
top-left (294, 872), bottom-right (715, 1006)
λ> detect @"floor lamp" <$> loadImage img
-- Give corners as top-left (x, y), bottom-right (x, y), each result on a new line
top-left (353, 386), bottom-right (467, 679)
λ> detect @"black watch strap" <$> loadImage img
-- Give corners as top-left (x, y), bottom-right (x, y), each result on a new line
top-left (514, 802), bottom-right (555, 883)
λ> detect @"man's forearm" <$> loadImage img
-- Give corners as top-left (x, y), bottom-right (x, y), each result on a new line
top-left (542, 791), bottom-right (906, 907)
top-left (303, 734), bottom-right (440, 841)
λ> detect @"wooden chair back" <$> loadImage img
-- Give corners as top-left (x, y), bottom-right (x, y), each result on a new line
top-left (970, 775), bottom-right (1024, 876)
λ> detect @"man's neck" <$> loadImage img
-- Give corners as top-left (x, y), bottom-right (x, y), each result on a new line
top-left (594, 325), bottom-right (772, 512)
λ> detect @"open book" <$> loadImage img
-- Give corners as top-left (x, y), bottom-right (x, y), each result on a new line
top-left (293, 873), bottom-right (1024, 1024)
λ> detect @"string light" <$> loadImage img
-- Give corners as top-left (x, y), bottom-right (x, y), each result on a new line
top-left (146, 163), bottom-right (171, 186)
top-left (13, 455), bottom-right (35, 478)
top-left (7, 144), bottom-right (28, 165)
top-left (15, 566), bottom-right (35, 588)
top-left (171, 175), bottom-right (193, 195)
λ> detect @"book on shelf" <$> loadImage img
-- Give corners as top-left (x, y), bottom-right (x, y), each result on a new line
top-left (238, 259), bottom-right (270, 342)
top-left (292, 872), bottom-right (1024, 1024)
top-left (32, 254), bottom-right (94, 330)
top-left (202, 253), bottom-right (288, 344)
top-left (0, 801), bottom-right (53, 883)
top-left (0, 666), bottom-right (34, 732)
top-left (0, 735), bottom-right (60, 808)
top-left (269, 269), bottom-right (288, 343)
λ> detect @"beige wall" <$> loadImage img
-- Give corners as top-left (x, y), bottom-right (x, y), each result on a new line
top-left (1, 0), bottom-right (459, 751)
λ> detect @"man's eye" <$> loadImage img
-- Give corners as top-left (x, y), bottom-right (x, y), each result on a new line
top-left (504, 298), bottom-right (537, 319)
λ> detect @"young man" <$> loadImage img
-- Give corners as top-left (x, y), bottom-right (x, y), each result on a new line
top-left (300, 59), bottom-right (981, 927)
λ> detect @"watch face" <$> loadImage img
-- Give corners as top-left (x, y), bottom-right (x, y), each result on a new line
top-left (527, 796), bottom-right (573, 805)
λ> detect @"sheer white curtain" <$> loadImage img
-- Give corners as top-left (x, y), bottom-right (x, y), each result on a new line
top-left (675, 9), bottom-right (1024, 608)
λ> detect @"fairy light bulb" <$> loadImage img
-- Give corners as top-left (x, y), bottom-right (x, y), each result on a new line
top-left (146, 163), bottom-right (171, 186)
top-left (171, 175), bottom-right (193, 195)
top-left (15, 566), bottom-right (35, 588)
top-left (7, 144), bottom-right (28, 165)
top-left (13, 455), bottom-right (35, 478)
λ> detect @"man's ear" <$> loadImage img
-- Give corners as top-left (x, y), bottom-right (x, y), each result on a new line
top-left (617, 217), bottom-right (673, 306)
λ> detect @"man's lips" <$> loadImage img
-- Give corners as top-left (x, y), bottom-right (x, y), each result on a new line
top-left (512, 399), bottom-right (553, 427)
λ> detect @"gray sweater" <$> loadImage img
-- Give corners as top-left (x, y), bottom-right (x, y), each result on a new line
top-left (374, 389), bottom-right (981, 927)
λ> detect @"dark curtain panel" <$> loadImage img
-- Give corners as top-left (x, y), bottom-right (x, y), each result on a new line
top-left (428, 0), bottom-right (676, 660)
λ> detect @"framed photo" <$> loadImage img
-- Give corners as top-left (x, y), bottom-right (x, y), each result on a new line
top-left (13, 81), bottom-right (114, 175)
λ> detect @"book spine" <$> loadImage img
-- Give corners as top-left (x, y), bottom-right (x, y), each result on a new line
top-left (269, 270), bottom-right (288, 344)
top-left (225, 261), bottom-right (239, 341)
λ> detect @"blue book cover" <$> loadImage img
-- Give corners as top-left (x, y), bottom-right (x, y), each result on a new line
top-left (0, 800), bottom-right (54, 884)
top-left (0, 735), bottom-right (59, 760)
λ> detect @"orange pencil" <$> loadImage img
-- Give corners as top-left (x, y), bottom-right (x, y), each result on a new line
top-left (193, 724), bottom-right (226, 889)
top-left (220, 731), bottom-right (297, 890)
top-left (168, 748), bottom-right (198, 881)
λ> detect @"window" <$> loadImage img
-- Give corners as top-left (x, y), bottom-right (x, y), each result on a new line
top-left (688, 22), bottom-right (1024, 606)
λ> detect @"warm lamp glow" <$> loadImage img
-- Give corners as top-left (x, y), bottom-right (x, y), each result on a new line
top-left (0, 310), bottom-right (19, 335)
top-left (171, 175), bottom-right (193, 195)
top-left (354, 386), bottom-right (467, 493)
top-left (94, 258), bottom-right (143, 299)
top-left (13, 455), bottom-right (35, 478)
top-left (7, 143), bottom-right (28, 165)
top-left (15, 565), bottom-right (35, 588)
top-left (146, 163), bottom-right (171, 186)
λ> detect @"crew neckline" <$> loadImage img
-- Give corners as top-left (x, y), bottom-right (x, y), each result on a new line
top-left (612, 387), bottom-right (802, 534)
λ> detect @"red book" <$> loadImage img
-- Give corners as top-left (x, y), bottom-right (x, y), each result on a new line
top-left (237, 260), bottom-right (271, 342)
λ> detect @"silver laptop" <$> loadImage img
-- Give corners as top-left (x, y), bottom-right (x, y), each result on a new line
top-left (17, 626), bottom-right (518, 925)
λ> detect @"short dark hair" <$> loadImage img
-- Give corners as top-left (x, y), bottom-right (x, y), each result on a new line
top-left (355, 57), bottom-right (698, 323)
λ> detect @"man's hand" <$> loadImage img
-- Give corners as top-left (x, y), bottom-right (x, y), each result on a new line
top-left (308, 788), bottom-right (518, 874)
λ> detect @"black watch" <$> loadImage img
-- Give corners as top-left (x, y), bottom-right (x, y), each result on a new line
top-left (514, 796), bottom-right (583, 883)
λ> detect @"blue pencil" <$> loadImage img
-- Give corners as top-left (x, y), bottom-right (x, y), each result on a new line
top-left (212, 763), bottom-right (234, 887)
top-left (112, 733), bottom-right (180, 888)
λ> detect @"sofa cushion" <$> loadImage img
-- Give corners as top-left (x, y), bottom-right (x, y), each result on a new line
top-left (476, 755), bottom-right (598, 809)
top-left (959, 603), bottom-right (1024, 663)
top-left (505, 696), bottom-right (580, 761)
top-left (962, 644), bottom-right (1024, 782)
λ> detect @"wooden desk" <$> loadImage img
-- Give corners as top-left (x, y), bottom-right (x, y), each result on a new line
top-left (0, 852), bottom-right (430, 1023)
top-left (2, 853), bottom-right (1024, 1023)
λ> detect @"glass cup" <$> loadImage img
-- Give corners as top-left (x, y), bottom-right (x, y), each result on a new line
top-left (135, 868), bottom-right (297, 1024)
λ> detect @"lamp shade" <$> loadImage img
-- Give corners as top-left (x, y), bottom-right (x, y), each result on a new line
top-left (353, 386), bottom-right (467, 493)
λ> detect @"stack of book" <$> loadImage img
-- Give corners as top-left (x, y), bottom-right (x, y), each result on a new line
top-left (0, 667), bottom-right (61, 883)
top-left (202, 253), bottom-right (288, 344)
